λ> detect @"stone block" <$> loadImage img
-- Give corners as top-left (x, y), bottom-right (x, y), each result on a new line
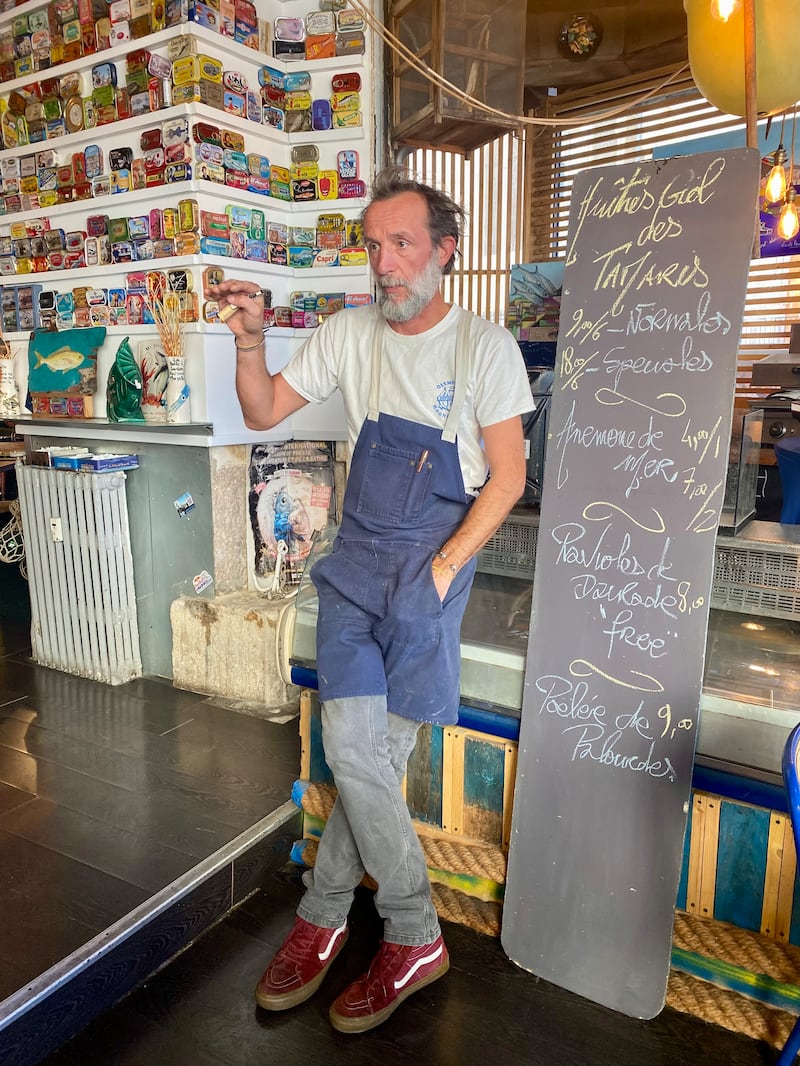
top-left (171, 591), bottom-right (298, 710)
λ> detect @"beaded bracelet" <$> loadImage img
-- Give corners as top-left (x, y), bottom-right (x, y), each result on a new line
top-left (235, 328), bottom-right (270, 352)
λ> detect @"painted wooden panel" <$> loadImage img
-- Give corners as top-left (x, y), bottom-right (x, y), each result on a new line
top-left (305, 699), bottom-right (333, 787)
top-left (789, 860), bottom-right (800, 947)
top-left (675, 800), bottom-right (693, 912)
top-left (463, 735), bottom-right (505, 846)
top-left (406, 723), bottom-right (444, 827)
top-left (685, 793), bottom-right (720, 921)
top-left (761, 812), bottom-right (796, 942)
top-left (715, 801), bottom-right (770, 932)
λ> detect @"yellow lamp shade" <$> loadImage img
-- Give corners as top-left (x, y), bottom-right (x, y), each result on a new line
top-left (684, 0), bottom-right (800, 117)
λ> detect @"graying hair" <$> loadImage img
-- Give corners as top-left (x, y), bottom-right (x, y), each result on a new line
top-left (363, 166), bottom-right (464, 275)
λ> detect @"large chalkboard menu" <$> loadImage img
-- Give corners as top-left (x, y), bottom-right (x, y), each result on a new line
top-left (501, 148), bottom-right (760, 1018)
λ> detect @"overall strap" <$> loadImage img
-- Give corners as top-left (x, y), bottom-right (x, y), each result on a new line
top-left (441, 307), bottom-right (473, 443)
top-left (367, 310), bottom-right (383, 422)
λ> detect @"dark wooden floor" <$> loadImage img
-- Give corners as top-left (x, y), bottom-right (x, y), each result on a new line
top-left (41, 869), bottom-right (777, 1066)
top-left (0, 560), bottom-right (300, 1016)
top-left (0, 557), bottom-right (782, 1065)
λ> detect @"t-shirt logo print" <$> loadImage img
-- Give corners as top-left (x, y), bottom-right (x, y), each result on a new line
top-left (433, 379), bottom-right (454, 418)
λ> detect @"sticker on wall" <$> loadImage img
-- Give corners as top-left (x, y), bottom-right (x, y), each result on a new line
top-left (192, 570), bottom-right (213, 594)
top-left (174, 491), bottom-right (195, 518)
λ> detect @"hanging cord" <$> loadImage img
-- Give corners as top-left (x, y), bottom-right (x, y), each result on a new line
top-left (348, 0), bottom-right (691, 129)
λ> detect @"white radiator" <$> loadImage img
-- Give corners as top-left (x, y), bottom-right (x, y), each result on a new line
top-left (16, 463), bottom-right (142, 685)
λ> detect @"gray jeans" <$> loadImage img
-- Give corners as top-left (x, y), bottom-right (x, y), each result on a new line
top-left (297, 695), bottom-right (441, 946)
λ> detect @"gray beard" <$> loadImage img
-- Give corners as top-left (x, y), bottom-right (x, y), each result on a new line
top-left (378, 254), bottom-right (443, 324)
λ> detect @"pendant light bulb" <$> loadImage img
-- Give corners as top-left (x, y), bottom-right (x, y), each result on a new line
top-left (778, 188), bottom-right (800, 241)
top-left (709, 0), bottom-right (741, 21)
top-left (765, 146), bottom-right (788, 203)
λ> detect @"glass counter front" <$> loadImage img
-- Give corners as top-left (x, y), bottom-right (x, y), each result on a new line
top-left (290, 528), bottom-right (800, 784)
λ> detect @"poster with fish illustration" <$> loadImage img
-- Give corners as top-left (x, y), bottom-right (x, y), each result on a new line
top-left (507, 261), bottom-right (563, 368)
top-left (27, 326), bottom-right (106, 418)
top-left (247, 441), bottom-right (337, 590)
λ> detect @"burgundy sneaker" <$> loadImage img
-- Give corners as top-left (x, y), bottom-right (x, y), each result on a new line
top-left (255, 916), bottom-right (348, 1011)
top-left (329, 935), bottom-right (449, 1033)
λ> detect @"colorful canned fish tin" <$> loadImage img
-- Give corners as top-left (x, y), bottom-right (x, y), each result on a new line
top-left (166, 162), bottom-right (192, 183)
top-left (223, 69), bottom-right (247, 94)
top-left (219, 129), bottom-right (244, 153)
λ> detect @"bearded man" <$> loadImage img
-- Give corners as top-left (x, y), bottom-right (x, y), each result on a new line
top-left (212, 167), bottom-right (533, 1034)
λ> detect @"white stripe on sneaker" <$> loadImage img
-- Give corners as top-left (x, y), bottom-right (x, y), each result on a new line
top-left (393, 945), bottom-right (443, 991)
top-left (318, 922), bottom-right (347, 963)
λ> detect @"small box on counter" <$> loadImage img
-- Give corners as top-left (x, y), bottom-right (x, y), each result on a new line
top-left (77, 453), bottom-right (140, 471)
top-left (30, 446), bottom-right (91, 467)
top-left (51, 453), bottom-right (89, 469)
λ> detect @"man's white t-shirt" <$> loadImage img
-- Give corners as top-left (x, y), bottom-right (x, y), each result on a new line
top-left (281, 303), bottom-right (534, 496)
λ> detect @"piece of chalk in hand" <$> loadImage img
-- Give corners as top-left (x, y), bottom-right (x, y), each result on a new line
top-left (217, 291), bottom-right (264, 321)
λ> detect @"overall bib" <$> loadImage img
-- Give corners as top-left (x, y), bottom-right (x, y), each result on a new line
top-left (310, 306), bottom-right (478, 724)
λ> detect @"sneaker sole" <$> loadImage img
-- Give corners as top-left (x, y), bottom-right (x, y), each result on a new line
top-left (328, 956), bottom-right (450, 1034)
top-left (255, 931), bottom-right (348, 1011)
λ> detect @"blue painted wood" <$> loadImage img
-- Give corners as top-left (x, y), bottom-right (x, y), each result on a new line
top-left (676, 801), bottom-right (693, 912)
top-left (308, 702), bottom-right (333, 786)
top-left (692, 764), bottom-right (788, 815)
top-left (779, 723), bottom-right (800, 1060)
top-left (430, 726), bottom-right (444, 825)
top-left (406, 724), bottom-right (443, 827)
top-left (715, 801), bottom-right (769, 932)
top-left (776, 1017), bottom-right (800, 1066)
top-left (458, 703), bottom-right (520, 742)
top-left (290, 665), bottom-right (318, 689)
top-left (463, 737), bottom-right (504, 844)
top-left (788, 858), bottom-right (800, 948)
top-left (782, 724), bottom-right (800, 951)
top-left (464, 738), bottom-right (504, 809)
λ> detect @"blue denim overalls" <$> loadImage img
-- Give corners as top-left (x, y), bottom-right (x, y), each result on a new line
top-left (310, 306), bottom-right (478, 724)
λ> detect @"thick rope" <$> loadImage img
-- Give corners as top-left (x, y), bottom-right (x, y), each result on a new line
top-left (424, 837), bottom-right (506, 884)
top-left (669, 913), bottom-right (800, 1048)
top-left (666, 970), bottom-right (795, 1049)
top-left (674, 912), bottom-right (800, 985)
top-left (296, 837), bottom-right (500, 935)
top-left (297, 781), bottom-right (507, 882)
top-left (430, 882), bottom-right (501, 938)
top-left (299, 782), bottom-right (337, 819)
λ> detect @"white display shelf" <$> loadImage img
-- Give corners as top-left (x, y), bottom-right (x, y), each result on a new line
top-left (0, 178), bottom-right (368, 231)
top-left (0, 20), bottom-right (365, 97)
top-left (0, 102), bottom-right (288, 164)
top-left (0, 2), bottom-right (374, 444)
top-left (0, 252), bottom-right (368, 287)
